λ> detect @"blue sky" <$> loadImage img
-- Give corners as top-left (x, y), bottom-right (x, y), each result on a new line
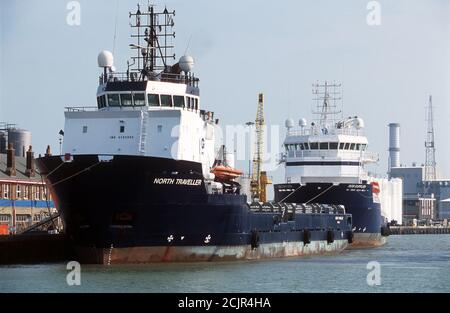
top-left (1, 0), bottom-right (449, 183)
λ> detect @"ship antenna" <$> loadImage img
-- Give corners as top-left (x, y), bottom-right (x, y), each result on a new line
top-left (128, 3), bottom-right (176, 80)
top-left (184, 34), bottom-right (193, 55)
top-left (112, 0), bottom-right (119, 56)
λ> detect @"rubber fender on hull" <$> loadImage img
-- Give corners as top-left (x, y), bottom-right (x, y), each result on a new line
top-left (327, 230), bottom-right (335, 244)
top-left (381, 226), bottom-right (391, 237)
top-left (250, 230), bottom-right (260, 249)
top-left (303, 229), bottom-right (312, 245)
top-left (347, 231), bottom-right (354, 244)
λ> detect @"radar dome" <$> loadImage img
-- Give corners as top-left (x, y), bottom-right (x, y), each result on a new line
top-left (179, 55), bottom-right (194, 73)
top-left (97, 50), bottom-right (114, 68)
top-left (285, 118), bottom-right (294, 129)
top-left (354, 118), bottom-right (365, 129)
top-left (299, 118), bottom-right (307, 127)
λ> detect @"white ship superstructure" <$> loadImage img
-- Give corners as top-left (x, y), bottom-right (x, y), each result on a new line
top-left (275, 82), bottom-right (402, 246)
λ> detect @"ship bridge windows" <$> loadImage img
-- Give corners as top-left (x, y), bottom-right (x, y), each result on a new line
top-left (349, 143), bottom-right (356, 150)
top-left (173, 95), bottom-right (185, 108)
top-left (97, 95), bottom-right (106, 109)
top-left (310, 142), bottom-right (319, 150)
top-left (161, 95), bottom-right (173, 107)
top-left (133, 93), bottom-right (146, 106)
top-left (120, 93), bottom-right (133, 106)
top-left (329, 142), bottom-right (338, 150)
top-left (108, 94), bottom-right (120, 107)
top-left (319, 142), bottom-right (328, 150)
top-left (148, 94), bottom-right (160, 107)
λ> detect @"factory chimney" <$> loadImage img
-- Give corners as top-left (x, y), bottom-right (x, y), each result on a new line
top-left (388, 123), bottom-right (401, 175)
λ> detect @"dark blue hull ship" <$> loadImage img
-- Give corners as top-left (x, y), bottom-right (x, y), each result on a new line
top-left (36, 155), bottom-right (353, 264)
top-left (274, 183), bottom-right (389, 247)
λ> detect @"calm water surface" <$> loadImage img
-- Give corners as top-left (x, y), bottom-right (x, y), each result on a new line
top-left (1, 235), bottom-right (449, 293)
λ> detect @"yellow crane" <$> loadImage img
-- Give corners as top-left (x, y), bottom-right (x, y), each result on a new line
top-left (250, 93), bottom-right (272, 202)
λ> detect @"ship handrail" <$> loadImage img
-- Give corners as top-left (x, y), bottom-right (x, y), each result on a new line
top-left (100, 71), bottom-right (200, 87)
top-left (65, 106), bottom-right (98, 112)
top-left (287, 127), bottom-right (364, 137)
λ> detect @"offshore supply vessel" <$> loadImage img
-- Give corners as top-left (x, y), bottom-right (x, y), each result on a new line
top-left (36, 5), bottom-right (352, 264)
top-left (275, 82), bottom-right (396, 247)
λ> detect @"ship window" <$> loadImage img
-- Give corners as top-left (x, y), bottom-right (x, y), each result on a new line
top-left (120, 126), bottom-right (125, 133)
top-left (361, 144), bottom-right (367, 151)
top-left (157, 125), bottom-right (162, 133)
top-left (187, 97), bottom-right (192, 109)
top-left (161, 95), bottom-right (173, 107)
top-left (319, 142), bottom-right (328, 150)
top-left (299, 143), bottom-right (304, 150)
top-left (133, 93), bottom-right (146, 106)
top-left (330, 142), bottom-right (338, 150)
top-left (120, 93), bottom-right (133, 106)
top-left (97, 95), bottom-right (106, 109)
top-left (107, 94), bottom-right (120, 107)
top-left (304, 142), bottom-right (310, 150)
top-left (350, 143), bottom-right (356, 150)
top-left (344, 143), bottom-right (350, 150)
top-left (82, 126), bottom-right (88, 133)
top-left (310, 142), bottom-right (318, 150)
top-left (339, 143), bottom-right (345, 150)
top-left (356, 143), bottom-right (361, 151)
top-left (194, 98), bottom-right (199, 110)
top-left (148, 94), bottom-right (160, 107)
top-left (173, 96), bottom-right (185, 108)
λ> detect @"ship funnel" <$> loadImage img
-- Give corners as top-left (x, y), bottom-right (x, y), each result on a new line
top-left (388, 123), bottom-right (401, 173)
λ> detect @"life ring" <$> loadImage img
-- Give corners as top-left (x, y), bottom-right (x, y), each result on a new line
top-left (250, 230), bottom-right (260, 249)
top-left (303, 229), bottom-right (311, 245)
top-left (327, 230), bottom-right (335, 244)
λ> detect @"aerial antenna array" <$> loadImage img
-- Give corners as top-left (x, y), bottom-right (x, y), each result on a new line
top-left (128, 4), bottom-right (176, 79)
top-left (312, 81), bottom-right (342, 129)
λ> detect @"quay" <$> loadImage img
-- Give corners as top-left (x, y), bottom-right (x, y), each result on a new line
top-left (390, 226), bottom-right (450, 235)
top-left (0, 233), bottom-right (72, 264)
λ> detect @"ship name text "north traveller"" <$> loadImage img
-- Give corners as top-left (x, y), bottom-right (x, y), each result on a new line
top-left (153, 178), bottom-right (202, 186)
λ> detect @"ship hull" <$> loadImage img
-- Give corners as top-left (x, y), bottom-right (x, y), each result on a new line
top-left (274, 183), bottom-right (388, 248)
top-left (36, 154), bottom-right (353, 264)
top-left (76, 240), bottom-right (349, 264)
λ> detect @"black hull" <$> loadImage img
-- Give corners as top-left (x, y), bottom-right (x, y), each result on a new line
top-left (274, 183), bottom-right (388, 247)
top-left (36, 155), bottom-right (352, 264)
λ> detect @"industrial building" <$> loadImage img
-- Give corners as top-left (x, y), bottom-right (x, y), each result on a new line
top-left (388, 97), bottom-right (449, 224)
top-left (0, 124), bottom-right (57, 235)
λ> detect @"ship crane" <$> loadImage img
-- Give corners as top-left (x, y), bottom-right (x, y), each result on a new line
top-left (250, 93), bottom-right (272, 202)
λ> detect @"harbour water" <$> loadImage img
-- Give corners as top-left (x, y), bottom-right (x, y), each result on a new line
top-left (1, 235), bottom-right (449, 293)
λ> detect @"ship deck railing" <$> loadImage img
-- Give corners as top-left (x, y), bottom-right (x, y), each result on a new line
top-left (284, 150), bottom-right (379, 162)
top-left (65, 107), bottom-right (98, 112)
top-left (287, 127), bottom-right (364, 137)
top-left (100, 71), bottom-right (199, 87)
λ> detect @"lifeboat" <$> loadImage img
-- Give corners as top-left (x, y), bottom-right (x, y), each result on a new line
top-left (211, 165), bottom-right (243, 181)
